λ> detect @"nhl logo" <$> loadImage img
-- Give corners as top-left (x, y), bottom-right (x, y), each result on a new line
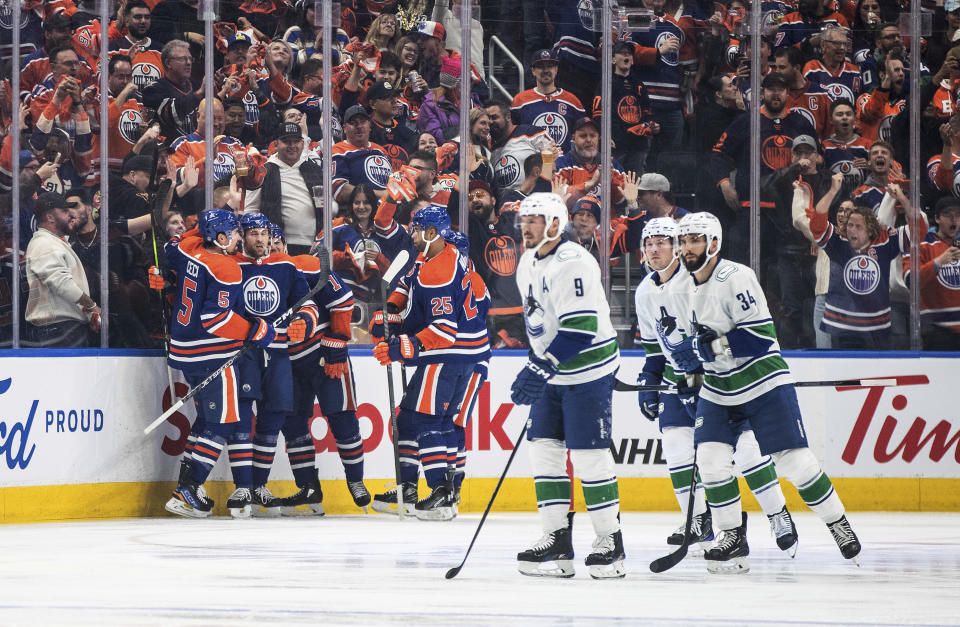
top-left (118, 109), bottom-right (144, 144)
top-left (843, 255), bottom-right (881, 295)
top-left (132, 62), bottom-right (161, 90)
top-left (533, 112), bottom-right (568, 146)
top-left (363, 155), bottom-right (391, 187)
top-left (243, 275), bottom-right (281, 316)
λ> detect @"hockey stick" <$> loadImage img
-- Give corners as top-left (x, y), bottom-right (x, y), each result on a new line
top-left (445, 421), bottom-right (528, 580)
top-left (143, 247), bottom-right (331, 435)
top-left (649, 444), bottom-right (700, 573)
top-left (380, 250), bottom-right (411, 519)
top-left (613, 377), bottom-right (900, 393)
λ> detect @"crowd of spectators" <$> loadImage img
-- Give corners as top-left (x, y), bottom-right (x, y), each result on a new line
top-left (2, 0), bottom-right (960, 351)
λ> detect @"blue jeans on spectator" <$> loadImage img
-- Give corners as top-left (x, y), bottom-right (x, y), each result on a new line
top-left (813, 294), bottom-right (831, 349)
top-left (776, 252), bottom-right (816, 349)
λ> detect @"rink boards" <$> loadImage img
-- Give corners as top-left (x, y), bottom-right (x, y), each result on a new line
top-left (0, 350), bottom-right (957, 522)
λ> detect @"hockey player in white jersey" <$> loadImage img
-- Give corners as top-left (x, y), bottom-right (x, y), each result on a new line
top-left (510, 192), bottom-right (625, 579)
top-left (634, 217), bottom-right (798, 557)
top-left (669, 212), bottom-right (861, 573)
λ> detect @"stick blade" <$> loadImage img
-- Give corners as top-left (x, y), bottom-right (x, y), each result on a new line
top-left (444, 566), bottom-right (462, 579)
top-left (383, 249), bottom-right (411, 285)
top-left (613, 379), bottom-right (638, 392)
top-left (649, 545), bottom-right (688, 573)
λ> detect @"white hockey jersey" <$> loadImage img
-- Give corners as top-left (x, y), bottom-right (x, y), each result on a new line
top-left (680, 259), bottom-right (794, 405)
top-left (634, 262), bottom-right (693, 393)
top-left (516, 240), bottom-right (620, 385)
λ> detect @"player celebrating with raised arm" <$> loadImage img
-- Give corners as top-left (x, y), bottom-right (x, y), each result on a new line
top-left (511, 192), bottom-right (625, 580)
top-left (670, 212), bottom-right (861, 573)
top-left (634, 218), bottom-right (798, 558)
top-left (371, 206), bottom-right (483, 521)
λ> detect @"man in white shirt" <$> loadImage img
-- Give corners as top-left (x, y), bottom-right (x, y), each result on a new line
top-left (24, 192), bottom-right (101, 347)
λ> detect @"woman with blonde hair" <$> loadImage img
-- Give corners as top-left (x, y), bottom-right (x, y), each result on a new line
top-left (364, 13), bottom-right (401, 52)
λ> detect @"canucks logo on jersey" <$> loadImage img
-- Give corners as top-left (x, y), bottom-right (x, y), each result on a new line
top-left (525, 286), bottom-right (546, 338)
top-left (243, 275), bottom-right (281, 316)
top-left (655, 305), bottom-right (685, 351)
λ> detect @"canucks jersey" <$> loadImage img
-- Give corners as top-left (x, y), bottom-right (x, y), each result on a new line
top-left (634, 263), bottom-right (692, 392)
top-left (678, 259), bottom-right (793, 405)
top-left (516, 241), bottom-right (620, 385)
top-left (235, 252), bottom-right (314, 353)
top-left (165, 232), bottom-right (250, 370)
top-left (388, 244), bottom-right (486, 365)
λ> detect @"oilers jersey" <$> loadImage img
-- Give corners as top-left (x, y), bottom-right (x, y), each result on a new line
top-left (510, 88), bottom-right (586, 152)
top-left (331, 140), bottom-right (392, 200)
top-left (388, 244), bottom-right (486, 366)
top-left (235, 251), bottom-right (315, 353)
top-left (634, 263), bottom-right (693, 393)
top-left (490, 124), bottom-right (552, 192)
top-left (169, 132), bottom-right (246, 187)
top-left (288, 259), bottom-right (355, 365)
top-left (165, 231), bottom-right (250, 371)
top-left (676, 259), bottom-right (793, 405)
top-left (516, 240), bottom-right (619, 385)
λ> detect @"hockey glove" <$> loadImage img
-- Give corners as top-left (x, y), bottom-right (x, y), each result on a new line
top-left (386, 166), bottom-right (418, 203)
top-left (147, 265), bottom-right (164, 290)
top-left (369, 308), bottom-right (402, 343)
top-left (320, 333), bottom-right (350, 378)
top-left (286, 311), bottom-right (314, 344)
top-left (672, 330), bottom-right (719, 371)
top-left (510, 355), bottom-right (557, 405)
top-left (246, 317), bottom-right (276, 349)
top-left (373, 334), bottom-right (419, 365)
top-left (637, 371), bottom-right (661, 421)
top-left (676, 376), bottom-right (700, 420)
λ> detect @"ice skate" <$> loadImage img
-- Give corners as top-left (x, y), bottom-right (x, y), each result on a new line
top-left (227, 487), bottom-right (253, 519)
top-left (165, 480), bottom-right (213, 519)
top-left (280, 483), bottom-right (325, 516)
top-left (347, 480), bottom-right (371, 511)
top-left (585, 530), bottom-right (626, 579)
top-left (517, 526), bottom-right (576, 578)
top-left (827, 515), bottom-right (861, 565)
top-left (371, 483), bottom-right (417, 516)
top-left (251, 485), bottom-right (281, 518)
top-left (414, 484), bottom-right (455, 521)
top-left (667, 508), bottom-right (714, 555)
top-left (704, 512), bottom-right (750, 574)
top-left (768, 506), bottom-right (798, 558)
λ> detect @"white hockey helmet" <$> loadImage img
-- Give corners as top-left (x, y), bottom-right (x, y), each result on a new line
top-left (677, 212), bottom-right (723, 270)
top-left (517, 192), bottom-right (569, 252)
top-left (641, 216), bottom-right (678, 244)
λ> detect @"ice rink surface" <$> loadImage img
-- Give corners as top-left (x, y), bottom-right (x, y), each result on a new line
top-left (1, 511), bottom-right (957, 626)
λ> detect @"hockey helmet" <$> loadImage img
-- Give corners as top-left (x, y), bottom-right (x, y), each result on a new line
top-left (442, 228), bottom-right (470, 256)
top-left (239, 212), bottom-right (272, 233)
top-left (411, 205), bottom-right (450, 245)
top-left (269, 223), bottom-right (285, 242)
top-left (641, 216), bottom-right (678, 244)
top-left (677, 212), bottom-right (723, 270)
top-left (199, 209), bottom-right (240, 243)
top-left (517, 192), bottom-right (568, 252)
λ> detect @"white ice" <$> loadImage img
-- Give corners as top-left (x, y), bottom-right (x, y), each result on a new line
top-left (0, 511), bottom-right (957, 626)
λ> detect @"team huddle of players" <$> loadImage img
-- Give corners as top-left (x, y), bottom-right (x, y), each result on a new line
top-left (157, 186), bottom-right (861, 578)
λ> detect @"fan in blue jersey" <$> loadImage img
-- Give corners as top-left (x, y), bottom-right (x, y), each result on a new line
top-left (163, 209), bottom-right (281, 519)
top-left (370, 206), bottom-right (480, 520)
top-left (230, 212), bottom-right (318, 518)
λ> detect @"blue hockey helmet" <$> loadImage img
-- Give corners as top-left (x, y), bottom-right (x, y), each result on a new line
top-left (199, 209), bottom-right (240, 243)
top-left (239, 212), bottom-right (272, 233)
top-left (269, 223), bottom-right (285, 242)
top-left (411, 204), bottom-right (451, 234)
top-left (442, 228), bottom-right (469, 256)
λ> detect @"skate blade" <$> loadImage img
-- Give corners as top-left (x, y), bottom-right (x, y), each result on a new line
top-left (781, 540), bottom-right (798, 559)
top-left (414, 506), bottom-right (455, 521)
top-left (846, 554), bottom-right (861, 567)
top-left (165, 497), bottom-right (211, 519)
top-left (252, 506), bottom-right (282, 518)
top-left (518, 559), bottom-right (576, 578)
top-left (588, 560), bottom-right (627, 579)
top-left (706, 556), bottom-right (750, 574)
top-left (229, 505), bottom-right (252, 519)
top-left (280, 503), bottom-right (326, 517)
top-left (371, 501), bottom-right (414, 516)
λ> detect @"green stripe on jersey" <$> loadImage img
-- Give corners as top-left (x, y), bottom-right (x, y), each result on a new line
top-left (742, 321), bottom-right (778, 339)
top-left (663, 364), bottom-right (680, 385)
top-left (582, 479), bottom-right (619, 508)
top-left (559, 314), bottom-right (598, 333)
top-left (559, 340), bottom-right (619, 372)
top-left (798, 472), bottom-right (834, 506)
top-left (705, 354), bottom-right (790, 394)
top-left (641, 340), bottom-right (662, 356)
top-left (535, 478), bottom-right (571, 504)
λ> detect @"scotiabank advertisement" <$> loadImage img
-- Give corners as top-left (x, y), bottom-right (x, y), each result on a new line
top-left (0, 353), bottom-right (956, 488)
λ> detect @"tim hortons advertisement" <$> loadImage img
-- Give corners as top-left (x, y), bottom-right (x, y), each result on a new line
top-left (0, 353), bottom-right (956, 488)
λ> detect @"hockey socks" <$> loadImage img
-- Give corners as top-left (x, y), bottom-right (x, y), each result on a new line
top-left (734, 431), bottom-right (787, 516)
top-left (252, 433), bottom-right (278, 487)
top-left (570, 449), bottom-right (621, 537)
top-left (773, 448), bottom-right (845, 523)
top-left (327, 411), bottom-right (365, 482)
top-left (530, 439), bottom-right (572, 532)
top-left (190, 433), bottom-right (225, 484)
top-left (286, 434), bottom-right (318, 488)
top-left (396, 409), bottom-right (420, 484)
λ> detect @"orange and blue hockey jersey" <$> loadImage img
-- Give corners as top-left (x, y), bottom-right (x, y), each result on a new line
top-left (288, 260), bottom-right (355, 365)
top-left (235, 251), bottom-right (317, 353)
top-left (165, 230), bottom-right (254, 370)
top-left (802, 59), bottom-right (862, 104)
top-left (510, 88), bottom-right (585, 152)
top-left (331, 140), bottom-right (392, 201)
top-left (108, 38), bottom-right (164, 91)
top-left (902, 232), bottom-right (960, 332)
top-left (170, 132), bottom-right (247, 187)
top-left (823, 133), bottom-right (871, 190)
top-left (388, 244), bottom-right (487, 365)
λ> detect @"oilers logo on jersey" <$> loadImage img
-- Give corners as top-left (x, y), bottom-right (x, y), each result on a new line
top-left (363, 155), bottom-right (392, 187)
top-left (533, 112), bottom-right (568, 146)
top-left (212, 151), bottom-right (237, 182)
top-left (495, 155), bottom-right (522, 189)
top-left (831, 159), bottom-right (864, 188)
top-left (825, 83), bottom-right (855, 104)
top-left (525, 286), bottom-right (546, 338)
top-left (654, 31), bottom-right (681, 67)
top-left (133, 62), bottom-right (161, 90)
top-left (118, 109), bottom-right (144, 144)
top-left (936, 261), bottom-right (960, 290)
top-left (843, 256), bottom-right (881, 295)
top-left (243, 275), bottom-right (281, 316)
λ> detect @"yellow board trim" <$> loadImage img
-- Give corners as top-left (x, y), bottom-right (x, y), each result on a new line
top-left (2, 477), bottom-right (958, 524)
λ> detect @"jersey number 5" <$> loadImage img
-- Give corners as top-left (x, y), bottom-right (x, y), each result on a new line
top-left (177, 278), bottom-right (197, 325)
